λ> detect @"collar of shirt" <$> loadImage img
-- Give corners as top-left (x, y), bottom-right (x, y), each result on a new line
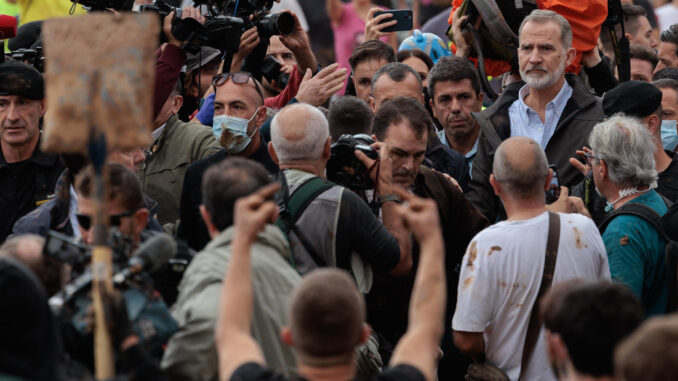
top-left (437, 129), bottom-right (479, 160)
top-left (152, 122), bottom-right (167, 142)
top-left (509, 80), bottom-right (573, 148)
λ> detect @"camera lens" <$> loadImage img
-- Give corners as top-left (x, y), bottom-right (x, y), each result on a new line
top-left (259, 12), bottom-right (295, 37)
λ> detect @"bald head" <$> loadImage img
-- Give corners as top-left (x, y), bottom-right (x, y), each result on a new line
top-left (493, 137), bottom-right (549, 200)
top-left (270, 103), bottom-right (329, 163)
top-left (290, 268), bottom-right (365, 364)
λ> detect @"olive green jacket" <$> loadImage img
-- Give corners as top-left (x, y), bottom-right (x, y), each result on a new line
top-left (138, 114), bottom-right (220, 225)
top-left (160, 224), bottom-right (300, 381)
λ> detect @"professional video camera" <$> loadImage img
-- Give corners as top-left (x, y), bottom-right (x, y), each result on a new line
top-left (10, 46), bottom-right (45, 72)
top-left (192, 0), bottom-right (296, 81)
top-left (47, 231), bottom-right (182, 362)
top-left (327, 134), bottom-right (378, 191)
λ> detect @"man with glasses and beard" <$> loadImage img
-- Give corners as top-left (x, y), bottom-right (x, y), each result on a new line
top-left (466, 9), bottom-right (604, 222)
top-left (178, 72), bottom-right (279, 252)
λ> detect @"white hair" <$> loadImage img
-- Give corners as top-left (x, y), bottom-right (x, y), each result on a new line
top-left (589, 115), bottom-right (657, 188)
top-left (270, 103), bottom-right (329, 163)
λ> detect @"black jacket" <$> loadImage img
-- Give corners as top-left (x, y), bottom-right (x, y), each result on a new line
top-left (467, 74), bottom-right (604, 222)
top-left (178, 140), bottom-right (279, 251)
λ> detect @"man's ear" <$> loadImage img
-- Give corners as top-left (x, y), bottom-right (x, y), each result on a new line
top-left (199, 204), bottom-right (217, 238)
top-left (255, 105), bottom-right (268, 126)
top-left (647, 114), bottom-right (660, 137)
top-left (39, 98), bottom-right (46, 117)
top-left (544, 168), bottom-right (554, 191)
top-left (268, 141), bottom-right (279, 165)
top-left (133, 208), bottom-right (150, 237)
top-left (565, 47), bottom-right (577, 68)
top-left (323, 137), bottom-right (332, 161)
top-left (280, 326), bottom-right (293, 347)
top-left (369, 95), bottom-right (377, 114)
top-left (489, 174), bottom-right (501, 196)
top-left (546, 331), bottom-right (570, 365)
top-left (172, 95), bottom-right (184, 114)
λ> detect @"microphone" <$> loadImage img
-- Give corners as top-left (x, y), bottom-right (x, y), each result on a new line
top-left (113, 233), bottom-right (176, 284)
top-left (0, 15), bottom-right (17, 40)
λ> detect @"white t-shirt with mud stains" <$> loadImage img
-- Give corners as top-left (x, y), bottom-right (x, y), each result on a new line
top-left (452, 211), bottom-right (610, 381)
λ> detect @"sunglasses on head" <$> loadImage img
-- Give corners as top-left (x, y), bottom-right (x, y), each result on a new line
top-left (76, 209), bottom-right (138, 230)
top-left (211, 71), bottom-right (264, 101)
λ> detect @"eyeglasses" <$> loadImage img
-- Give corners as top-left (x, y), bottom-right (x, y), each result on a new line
top-left (76, 209), bottom-right (138, 230)
top-left (211, 72), bottom-right (264, 102)
top-left (584, 152), bottom-right (599, 164)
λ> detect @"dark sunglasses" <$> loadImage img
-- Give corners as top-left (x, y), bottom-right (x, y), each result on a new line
top-left (76, 209), bottom-right (138, 230)
top-left (211, 72), bottom-right (264, 101)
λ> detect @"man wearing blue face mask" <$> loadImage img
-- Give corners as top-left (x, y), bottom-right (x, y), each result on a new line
top-left (571, 80), bottom-right (678, 224)
top-left (655, 78), bottom-right (678, 152)
top-left (178, 72), bottom-right (279, 251)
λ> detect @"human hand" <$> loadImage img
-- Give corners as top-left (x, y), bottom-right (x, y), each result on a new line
top-left (441, 172), bottom-right (462, 193)
top-left (278, 12), bottom-right (310, 54)
top-left (451, 7), bottom-right (470, 57)
top-left (164, 7), bottom-right (207, 48)
top-left (295, 64), bottom-right (347, 106)
top-left (364, 8), bottom-right (396, 41)
top-left (233, 183), bottom-right (281, 243)
top-left (231, 26), bottom-right (261, 72)
top-left (581, 45), bottom-right (602, 68)
top-left (545, 187), bottom-right (591, 218)
top-left (568, 146), bottom-right (593, 176)
top-left (392, 187), bottom-right (442, 244)
top-left (354, 140), bottom-right (396, 195)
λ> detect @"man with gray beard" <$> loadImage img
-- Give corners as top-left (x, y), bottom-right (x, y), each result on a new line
top-left (466, 9), bottom-right (604, 222)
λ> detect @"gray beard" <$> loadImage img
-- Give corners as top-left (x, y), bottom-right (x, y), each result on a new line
top-left (520, 56), bottom-right (566, 90)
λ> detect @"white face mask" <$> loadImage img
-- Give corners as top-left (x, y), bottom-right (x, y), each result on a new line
top-left (212, 108), bottom-right (259, 153)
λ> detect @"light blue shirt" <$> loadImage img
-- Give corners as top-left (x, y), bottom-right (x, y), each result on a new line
top-left (508, 81), bottom-right (573, 149)
top-left (437, 129), bottom-right (478, 175)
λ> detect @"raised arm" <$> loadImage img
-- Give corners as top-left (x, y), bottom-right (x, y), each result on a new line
top-left (388, 188), bottom-right (446, 381)
top-left (215, 183), bottom-right (281, 381)
top-left (327, 0), bottom-right (345, 26)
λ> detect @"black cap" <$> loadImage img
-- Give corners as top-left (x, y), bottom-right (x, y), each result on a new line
top-left (0, 61), bottom-right (44, 100)
top-left (602, 81), bottom-right (662, 118)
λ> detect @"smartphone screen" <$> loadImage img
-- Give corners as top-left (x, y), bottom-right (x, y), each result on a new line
top-left (374, 9), bottom-right (413, 33)
top-left (545, 165), bottom-right (560, 204)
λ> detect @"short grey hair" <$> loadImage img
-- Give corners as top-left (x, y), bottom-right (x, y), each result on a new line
top-left (589, 115), bottom-right (657, 188)
top-left (493, 137), bottom-right (549, 199)
top-left (519, 9), bottom-right (573, 50)
top-left (270, 103), bottom-right (329, 163)
top-left (371, 62), bottom-right (423, 96)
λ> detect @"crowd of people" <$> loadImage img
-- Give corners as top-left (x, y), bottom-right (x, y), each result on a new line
top-left (4, 0), bottom-right (678, 380)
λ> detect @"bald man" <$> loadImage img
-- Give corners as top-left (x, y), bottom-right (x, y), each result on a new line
top-left (453, 137), bottom-right (610, 380)
top-left (268, 102), bottom-right (412, 283)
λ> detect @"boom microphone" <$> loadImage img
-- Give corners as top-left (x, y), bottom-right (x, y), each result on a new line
top-left (113, 233), bottom-right (176, 284)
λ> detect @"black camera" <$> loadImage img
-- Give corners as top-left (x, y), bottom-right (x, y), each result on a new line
top-left (260, 56), bottom-right (290, 90)
top-left (70, 0), bottom-right (134, 12)
top-left (327, 134), bottom-right (378, 191)
top-left (10, 46), bottom-right (45, 72)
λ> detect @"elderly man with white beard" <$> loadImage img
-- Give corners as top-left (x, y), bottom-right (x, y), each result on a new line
top-left (465, 9), bottom-right (605, 222)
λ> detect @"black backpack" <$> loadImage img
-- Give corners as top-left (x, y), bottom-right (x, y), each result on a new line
top-left (599, 202), bottom-right (678, 312)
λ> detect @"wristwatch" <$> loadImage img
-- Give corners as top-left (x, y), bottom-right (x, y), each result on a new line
top-left (377, 193), bottom-right (401, 207)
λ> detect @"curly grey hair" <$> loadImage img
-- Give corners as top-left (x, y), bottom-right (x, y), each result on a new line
top-left (589, 115), bottom-right (657, 188)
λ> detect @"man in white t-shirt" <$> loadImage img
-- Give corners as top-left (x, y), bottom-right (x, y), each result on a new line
top-left (452, 136), bottom-right (611, 381)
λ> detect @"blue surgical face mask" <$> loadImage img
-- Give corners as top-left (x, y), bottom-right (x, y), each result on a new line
top-left (661, 119), bottom-right (678, 151)
top-left (212, 108), bottom-right (260, 153)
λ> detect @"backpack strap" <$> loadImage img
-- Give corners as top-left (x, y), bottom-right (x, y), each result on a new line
top-left (599, 203), bottom-right (671, 241)
top-left (275, 175), bottom-right (335, 268)
top-left (520, 211), bottom-right (560, 379)
top-left (598, 202), bottom-right (673, 313)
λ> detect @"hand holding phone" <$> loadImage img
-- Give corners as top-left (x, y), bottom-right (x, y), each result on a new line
top-left (365, 8), bottom-right (413, 41)
top-left (374, 9), bottom-right (414, 33)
